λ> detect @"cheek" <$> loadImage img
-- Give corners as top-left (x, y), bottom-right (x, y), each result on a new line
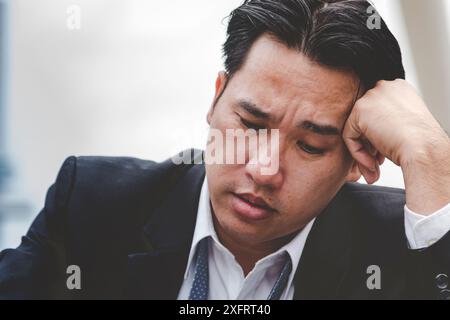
top-left (283, 152), bottom-right (350, 199)
top-left (205, 162), bottom-right (238, 198)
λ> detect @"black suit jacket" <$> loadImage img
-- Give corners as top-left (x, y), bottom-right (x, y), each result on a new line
top-left (0, 150), bottom-right (449, 300)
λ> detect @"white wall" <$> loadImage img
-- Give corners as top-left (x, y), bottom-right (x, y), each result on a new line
top-left (9, 0), bottom-right (242, 214)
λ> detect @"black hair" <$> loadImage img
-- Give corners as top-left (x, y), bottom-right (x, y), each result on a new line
top-left (223, 0), bottom-right (405, 90)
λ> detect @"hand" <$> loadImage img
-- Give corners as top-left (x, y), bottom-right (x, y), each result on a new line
top-left (343, 79), bottom-right (450, 214)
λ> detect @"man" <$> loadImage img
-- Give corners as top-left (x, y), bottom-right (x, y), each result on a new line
top-left (0, 0), bottom-right (449, 300)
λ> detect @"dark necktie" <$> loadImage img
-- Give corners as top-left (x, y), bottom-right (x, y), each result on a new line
top-left (188, 237), bottom-right (293, 300)
top-left (188, 237), bottom-right (210, 300)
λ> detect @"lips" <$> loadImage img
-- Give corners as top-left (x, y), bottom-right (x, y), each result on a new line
top-left (231, 192), bottom-right (276, 221)
top-left (237, 193), bottom-right (275, 210)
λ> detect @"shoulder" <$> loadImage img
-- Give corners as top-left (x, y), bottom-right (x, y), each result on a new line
top-left (337, 182), bottom-right (407, 249)
top-left (53, 155), bottom-right (166, 208)
top-left (55, 149), bottom-right (203, 205)
top-left (340, 182), bottom-right (405, 211)
top-left (50, 150), bottom-right (204, 233)
top-left (341, 182), bottom-right (405, 203)
top-left (40, 149), bottom-right (204, 261)
top-left (338, 182), bottom-right (405, 223)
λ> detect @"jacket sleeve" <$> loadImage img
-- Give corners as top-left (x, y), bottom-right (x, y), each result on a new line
top-left (408, 230), bottom-right (450, 300)
top-left (0, 157), bottom-right (76, 299)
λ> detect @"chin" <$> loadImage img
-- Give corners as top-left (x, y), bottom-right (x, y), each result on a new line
top-left (215, 209), bottom-right (275, 243)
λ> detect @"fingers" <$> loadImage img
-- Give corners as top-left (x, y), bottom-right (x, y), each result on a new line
top-left (344, 137), bottom-right (376, 169)
top-left (344, 138), bottom-right (380, 184)
top-left (358, 161), bottom-right (380, 185)
top-left (376, 152), bottom-right (385, 166)
top-left (343, 122), bottom-right (377, 169)
top-left (343, 112), bottom-right (382, 185)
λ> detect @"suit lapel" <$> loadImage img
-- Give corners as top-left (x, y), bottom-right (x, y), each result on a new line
top-left (293, 186), bottom-right (353, 300)
top-left (126, 154), bottom-right (206, 299)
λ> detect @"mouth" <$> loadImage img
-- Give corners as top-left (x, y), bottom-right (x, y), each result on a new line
top-left (231, 192), bottom-right (277, 221)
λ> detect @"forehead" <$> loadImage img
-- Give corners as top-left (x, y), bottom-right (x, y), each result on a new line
top-left (227, 34), bottom-right (360, 125)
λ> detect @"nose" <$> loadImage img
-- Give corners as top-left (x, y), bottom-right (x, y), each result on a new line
top-left (245, 136), bottom-right (284, 190)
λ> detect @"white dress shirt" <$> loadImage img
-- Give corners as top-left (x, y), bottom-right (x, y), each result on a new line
top-left (405, 203), bottom-right (450, 249)
top-left (178, 176), bottom-right (450, 300)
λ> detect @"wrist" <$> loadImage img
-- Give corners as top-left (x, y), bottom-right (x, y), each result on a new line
top-left (401, 131), bottom-right (450, 215)
top-left (400, 128), bottom-right (450, 169)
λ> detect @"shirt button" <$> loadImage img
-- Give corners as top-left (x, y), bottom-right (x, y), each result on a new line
top-left (436, 273), bottom-right (448, 289)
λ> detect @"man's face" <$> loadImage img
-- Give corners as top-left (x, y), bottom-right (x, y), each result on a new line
top-left (205, 34), bottom-right (361, 247)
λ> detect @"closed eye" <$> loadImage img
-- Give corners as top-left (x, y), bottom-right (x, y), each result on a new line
top-left (239, 116), bottom-right (266, 131)
top-left (297, 141), bottom-right (325, 155)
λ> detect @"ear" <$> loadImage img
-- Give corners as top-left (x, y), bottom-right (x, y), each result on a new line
top-left (207, 71), bottom-right (228, 125)
top-left (345, 159), bottom-right (362, 183)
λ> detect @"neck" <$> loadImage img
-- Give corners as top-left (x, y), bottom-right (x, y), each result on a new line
top-left (212, 215), bottom-right (296, 276)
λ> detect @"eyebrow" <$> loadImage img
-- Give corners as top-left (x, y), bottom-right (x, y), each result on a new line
top-left (237, 99), bottom-right (340, 136)
top-left (237, 100), bottom-right (273, 121)
top-left (299, 121), bottom-right (340, 136)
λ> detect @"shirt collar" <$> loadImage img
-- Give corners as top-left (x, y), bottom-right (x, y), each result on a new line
top-left (183, 175), bottom-right (316, 280)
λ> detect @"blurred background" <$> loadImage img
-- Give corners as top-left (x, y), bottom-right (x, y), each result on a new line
top-left (0, 0), bottom-right (449, 250)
